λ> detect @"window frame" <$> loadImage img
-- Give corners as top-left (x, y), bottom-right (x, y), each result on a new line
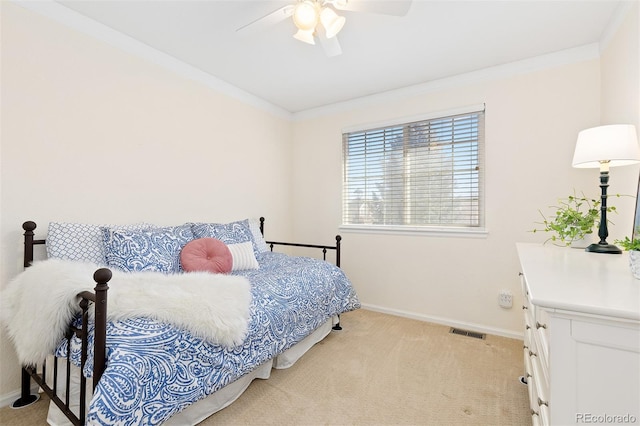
top-left (340, 104), bottom-right (487, 237)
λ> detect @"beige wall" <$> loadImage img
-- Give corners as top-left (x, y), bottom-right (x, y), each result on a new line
top-left (288, 4), bottom-right (638, 339)
top-left (1, 0), bottom-right (638, 406)
top-left (0, 2), bottom-right (293, 400)
top-left (600, 2), bottom-right (640, 224)
top-left (291, 60), bottom-right (602, 337)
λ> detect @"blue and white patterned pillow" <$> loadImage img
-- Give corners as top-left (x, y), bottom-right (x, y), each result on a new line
top-left (102, 225), bottom-right (194, 273)
top-left (46, 222), bottom-right (154, 265)
top-left (191, 220), bottom-right (260, 257)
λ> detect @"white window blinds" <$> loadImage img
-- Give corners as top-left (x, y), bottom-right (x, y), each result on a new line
top-left (342, 109), bottom-right (485, 228)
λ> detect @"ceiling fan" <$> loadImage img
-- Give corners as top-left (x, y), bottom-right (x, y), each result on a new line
top-left (236, 0), bottom-right (412, 57)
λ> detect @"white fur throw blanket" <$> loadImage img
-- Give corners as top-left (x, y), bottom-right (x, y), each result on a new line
top-left (0, 258), bottom-right (252, 366)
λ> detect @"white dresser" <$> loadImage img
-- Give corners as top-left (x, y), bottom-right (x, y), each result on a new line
top-left (517, 243), bottom-right (640, 426)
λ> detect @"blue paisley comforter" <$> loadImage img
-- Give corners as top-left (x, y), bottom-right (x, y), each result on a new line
top-left (56, 252), bottom-right (360, 425)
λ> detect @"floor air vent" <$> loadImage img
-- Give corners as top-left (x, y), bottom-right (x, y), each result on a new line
top-left (449, 327), bottom-right (486, 340)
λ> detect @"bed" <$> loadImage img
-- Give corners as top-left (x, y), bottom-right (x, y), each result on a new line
top-left (3, 217), bottom-right (360, 425)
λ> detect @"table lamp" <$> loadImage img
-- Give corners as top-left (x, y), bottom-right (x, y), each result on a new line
top-left (572, 124), bottom-right (640, 253)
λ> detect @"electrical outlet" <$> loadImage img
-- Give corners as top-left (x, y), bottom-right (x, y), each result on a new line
top-left (498, 289), bottom-right (513, 309)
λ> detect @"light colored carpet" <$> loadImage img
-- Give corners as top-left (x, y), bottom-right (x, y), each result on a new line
top-left (0, 309), bottom-right (530, 425)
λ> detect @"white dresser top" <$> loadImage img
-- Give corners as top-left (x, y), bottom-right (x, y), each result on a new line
top-left (516, 243), bottom-right (640, 321)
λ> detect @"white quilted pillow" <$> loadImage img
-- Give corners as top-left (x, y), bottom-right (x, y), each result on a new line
top-left (46, 222), bottom-right (154, 265)
top-left (248, 218), bottom-right (269, 253)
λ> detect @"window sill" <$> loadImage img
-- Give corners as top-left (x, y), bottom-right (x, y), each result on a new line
top-left (339, 224), bottom-right (489, 238)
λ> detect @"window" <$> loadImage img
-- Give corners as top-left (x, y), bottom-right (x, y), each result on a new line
top-left (342, 106), bottom-right (485, 231)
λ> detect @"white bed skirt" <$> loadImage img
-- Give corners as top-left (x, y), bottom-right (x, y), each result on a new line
top-left (46, 316), bottom-right (336, 425)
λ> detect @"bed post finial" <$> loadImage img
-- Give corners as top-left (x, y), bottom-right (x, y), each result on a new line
top-left (335, 235), bottom-right (341, 268)
top-left (23, 221), bottom-right (36, 232)
top-left (259, 217), bottom-right (265, 236)
top-left (92, 268), bottom-right (112, 388)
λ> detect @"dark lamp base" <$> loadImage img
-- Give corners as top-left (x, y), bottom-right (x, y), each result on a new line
top-left (585, 243), bottom-right (622, 254)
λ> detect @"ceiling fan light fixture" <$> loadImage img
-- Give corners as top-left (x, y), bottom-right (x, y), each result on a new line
top-left (293, 0), bottom-right (319, 31)
top-left (293, 28), bottom-right (316, 45)
top-left (320, 7), bottom-right (345, 38)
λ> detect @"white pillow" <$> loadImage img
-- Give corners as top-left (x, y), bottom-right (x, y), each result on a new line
top-left (228, 242), bottom-right (259, 271)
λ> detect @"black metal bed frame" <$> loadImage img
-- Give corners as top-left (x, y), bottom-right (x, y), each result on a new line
top-left (11, 217), bottom-right (342, 424)
top-left (12, 221), bottom-right (111, 425)
top-left (258, 217), bottom-right (341, 267)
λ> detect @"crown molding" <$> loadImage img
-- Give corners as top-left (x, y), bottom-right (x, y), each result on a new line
top-left (11, 0), bottom-right (293, 121)
top-left (292, 43), bottom-right (601, 121)
top-left (12, 0), bottom-right (607, 123)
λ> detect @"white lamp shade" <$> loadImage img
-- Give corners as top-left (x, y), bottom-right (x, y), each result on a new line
top-left (572, 124), bottom-right (640, 168)
top-left (320, 7), bottom-right (346, 39)
top-left (293, 29), bottom-right (315, 45)
top-left (293, 0), bottom-right (319, 31)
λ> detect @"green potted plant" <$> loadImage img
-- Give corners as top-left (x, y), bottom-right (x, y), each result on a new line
top-left (532, 193), bottom-right (616, 247)
top-left (615, 235), bottom-right (640, 251)
top-left (615, 231), bottom-right (640, 279)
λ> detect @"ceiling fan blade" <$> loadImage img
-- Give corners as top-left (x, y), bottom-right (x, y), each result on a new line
top-left (236, 5), bottom-right (294, 35)
top-left (332, 0), bottom-right (412, 16)
top-left (318, 31), bottom-right (342, 57)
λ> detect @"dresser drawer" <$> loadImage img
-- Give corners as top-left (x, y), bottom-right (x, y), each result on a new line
top-left (531, 410), bottom-right (541, 426)
top-left (526, 361), bottom-right (540, 415)
top-left (527, 352), bottom-right (550, 426)
top-left (523, 345), bottom-right (533, 382)
top-left (538, 404), bottom-right (550, 426)
top-left (521, 272), bottom-right (549, 375)
top-left (521, 275), bottom-right (534, 331)
top-left (530, 349), bottom-right (549, 408)
top-left (533, 306), bottom-right (549, 369)
top-left (523, 304), bottom-right (534, 333)
top-left (523, 311), bottom-right (534, 355)
top-left (520, 269), bottom-right (550, 426)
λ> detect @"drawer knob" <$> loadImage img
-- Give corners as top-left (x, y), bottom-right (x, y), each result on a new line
top-left (536, 322), bottom-right (547, 329)
top-left (529, 350), bottom-right (537, 357)
top-left (538, 397), bottom-right (548, 407)
top-left (522, 305), bottom-right (528, 310)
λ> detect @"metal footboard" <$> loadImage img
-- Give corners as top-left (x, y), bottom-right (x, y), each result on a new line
top-left (12, 221), bottom-right (111, 425)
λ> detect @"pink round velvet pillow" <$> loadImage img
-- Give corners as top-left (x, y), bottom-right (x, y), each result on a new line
top-left (180, 237), bottom-right (232, 274)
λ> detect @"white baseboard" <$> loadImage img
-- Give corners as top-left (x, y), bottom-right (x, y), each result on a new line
top-left (360, 303), bottom-right (524, 340)
top-left (0, 390), bottom-right (21, 409)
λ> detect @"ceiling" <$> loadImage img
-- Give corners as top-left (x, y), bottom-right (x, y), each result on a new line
top-left (50, 0), bottom-right (628, 114)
